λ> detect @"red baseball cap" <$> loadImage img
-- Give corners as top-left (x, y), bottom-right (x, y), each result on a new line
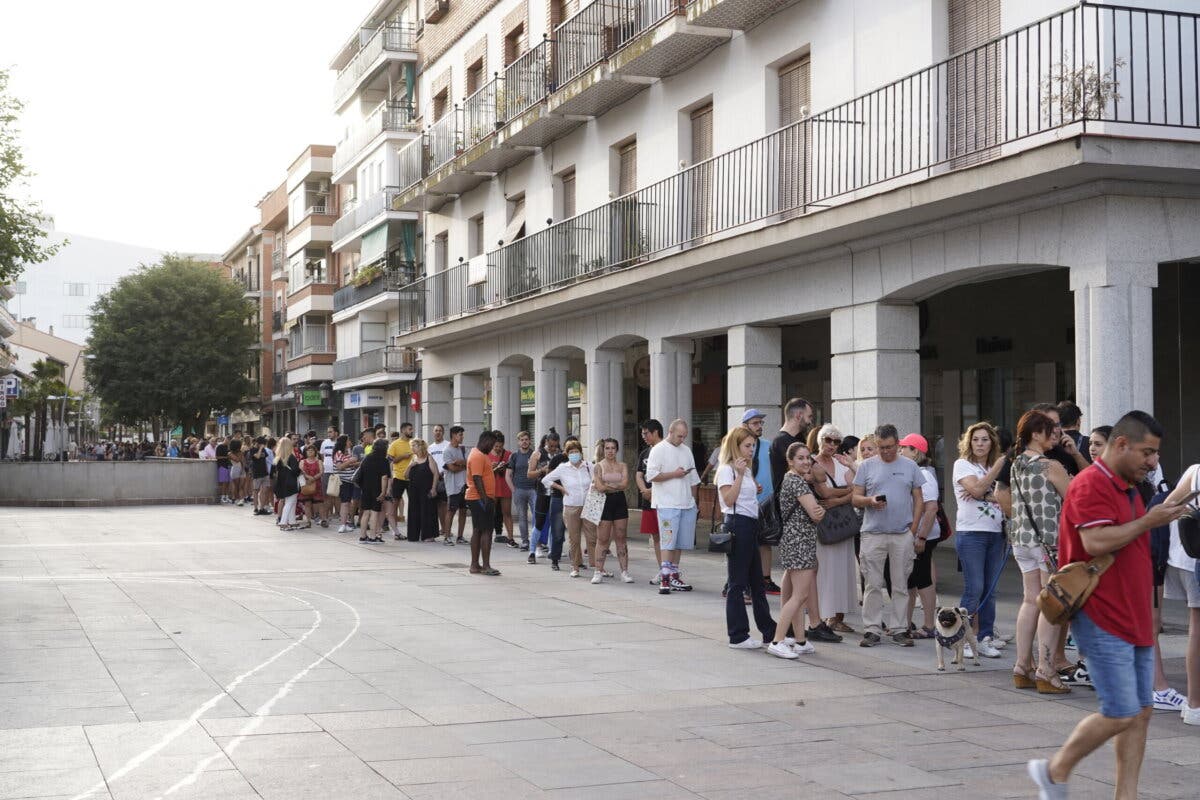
top-left (898, 433), bottom-right (928, 454)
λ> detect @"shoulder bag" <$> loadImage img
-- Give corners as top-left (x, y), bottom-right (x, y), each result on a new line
top-left (1176, 468), bottom-right (1200, 559)
top-left (816, 474), bottom-right (861, 545)
top-left (758, 480), bottom-right (803, 546)
top-left (581, 464), bottom-right (605, 525)
top-left (707, 489), bottom-right (731, 553)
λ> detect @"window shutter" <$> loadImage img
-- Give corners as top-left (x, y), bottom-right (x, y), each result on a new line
top-left (948, 0), bottom-right (1001, 163)
top-left (690, 105), bottom-right (713, 237)
top-left (562, 171), bottom-right (576, 219)
top-left (618, 141), bottom-right (637, 196)
top-left (778, 57), bottom-right (810, 213)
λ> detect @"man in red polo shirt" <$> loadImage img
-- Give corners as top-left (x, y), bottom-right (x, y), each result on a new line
top-left (1028, 411), bottom-right (1189, 800)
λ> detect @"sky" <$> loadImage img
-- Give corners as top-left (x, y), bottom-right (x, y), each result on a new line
top-left (1, 1), bottom-right (371, 256)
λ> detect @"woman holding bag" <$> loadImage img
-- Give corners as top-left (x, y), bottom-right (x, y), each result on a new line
top-left (717, 426), bottom-right (776, 650)
top-left (590, 438), bottom-right (633, 584)
top-left (542, 439), bottom-right (597, 578)
top-left (810, 423), bottom-right (859, 634)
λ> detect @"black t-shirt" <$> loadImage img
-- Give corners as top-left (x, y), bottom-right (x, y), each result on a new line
top-left (249, 445), bottom-right (268, 478)
top-left (533, 450), bottom-right (567, 496)
top-left (769, 431), bottom-right (801, 495)
top-left (215, 443), bottom-right (230, 468)
top-left (637, 446), bottom-right (653, 510)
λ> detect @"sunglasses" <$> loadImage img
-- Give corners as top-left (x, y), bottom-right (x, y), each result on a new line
top-left (823, 437), bottom-right (842, 444)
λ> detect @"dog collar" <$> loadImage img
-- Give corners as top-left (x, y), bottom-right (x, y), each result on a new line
top-left (936, 628), bottom-right (967, 647)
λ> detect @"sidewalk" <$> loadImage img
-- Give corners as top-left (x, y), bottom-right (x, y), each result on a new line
top-left (0, 505), bottom-right (1195, 799)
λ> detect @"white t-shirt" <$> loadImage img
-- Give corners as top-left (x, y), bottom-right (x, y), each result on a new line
top-left (715, 463), bottom-right (758, 517)
top-left (919, 465), bottom-right (941, 542)
top-left (953, 458), bottom-right (1004, 533)
top-left (427, 439), bottom-right (447, 470)
top-left (1169, 464), bottom-right (1199, 572)
top-left (645, 440), bottom-right (699, 510)
top-left (320, 438), bottom-right (336, 473)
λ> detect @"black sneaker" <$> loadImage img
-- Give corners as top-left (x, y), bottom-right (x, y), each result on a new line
top-left (860, 632), bottom-right (881, 647)
top-left (721, 583), bottom-right (729, 598)
top-left (494, 535), bottom-right (510, 544)
top-left (806, 623), bottom-right (843, 643)
top-left (763, 579), bottom-right (782, 596)
top-left (669, 573), bottom-right (693, 592)
top-left (891, 632), bottom-right (914, 647)
top-left (527, 554), bottom-right (536, 565)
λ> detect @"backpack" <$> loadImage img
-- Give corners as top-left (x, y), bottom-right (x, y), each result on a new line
top-left (1144, 478), bottom-right (1173, 589)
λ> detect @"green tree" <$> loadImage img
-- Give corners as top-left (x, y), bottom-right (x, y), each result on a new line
top-left (0, 69), bottom-right (62, 283)
top-left (8, 358), bottom-right (66, 460)
top-left (86, 255), bottom-right (257, 436)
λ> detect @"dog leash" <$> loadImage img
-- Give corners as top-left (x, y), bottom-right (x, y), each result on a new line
top-left (968, 541), bottom-right (1010, 628)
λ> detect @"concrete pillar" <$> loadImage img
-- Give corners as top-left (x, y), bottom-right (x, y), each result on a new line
top-left (452, 373), bottom-right (485, 440)
top-left (1073, 280), bottom-right (1154, 428)
top-left (586, 348), bottom-right (625, 446)
top-left (649, 337), bottom-right (693, 438)
top-left (830, 302), bottom-right (920, 436)
top-left (727, 324), bottom-right (782, 431)
top-left (534, 356), bottom-right (569, 437)
top-left (490, 365), bottom-right (522, 440)
top-left (421, 377), bottom-right (452, 442)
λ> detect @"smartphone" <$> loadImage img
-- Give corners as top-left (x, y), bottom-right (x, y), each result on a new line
top-left (684, 467), bottom-right (695, 473)
top-left (874, 495), bottom-right (887, 503)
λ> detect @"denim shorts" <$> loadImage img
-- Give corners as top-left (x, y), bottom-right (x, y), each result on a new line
top-left (656, 507), bottom-right (696, 551)
top-left (1071, 609), bottom-right (1153, 718)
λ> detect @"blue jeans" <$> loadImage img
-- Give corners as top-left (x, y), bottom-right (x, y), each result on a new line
top-left (513, 487), bottom-right (536, 543)
top-left (955, 530), bottom-right (1007, 639)
top-left (1071, 610), bottom-right (1153, 718)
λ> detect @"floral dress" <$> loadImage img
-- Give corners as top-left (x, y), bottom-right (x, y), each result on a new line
top-left (778, 472), bottom-right (818, 570)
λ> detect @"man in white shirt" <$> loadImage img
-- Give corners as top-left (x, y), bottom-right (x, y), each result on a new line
top-left (320, 426), bottom-right (338, 522)
top-left (427, 424), bottom-right (450, 529)
top-left (646, 418), bottom-right (701, 595)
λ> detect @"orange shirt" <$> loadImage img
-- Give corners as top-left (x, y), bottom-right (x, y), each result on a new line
top-left (464, 448), bottom-right (496, 501)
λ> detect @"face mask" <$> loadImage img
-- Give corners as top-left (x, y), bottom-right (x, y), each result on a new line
top-left (568, 452), bottom-right (582, 464)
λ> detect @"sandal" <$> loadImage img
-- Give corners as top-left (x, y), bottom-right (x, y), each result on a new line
top-left (829, 619), bottom-right (856, 634)
top-left (482, 568), bottom-right (501, 576)
top-left (359, 535), bottom-right (370, 542)
top-left (909, 626), bottom-right (936, 640)
top-left (1013, 666), bottom-right (1036, 690)
top-left (1035, 670), bottom-right (1071, 694)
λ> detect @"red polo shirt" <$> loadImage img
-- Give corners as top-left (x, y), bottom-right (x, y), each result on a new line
top-left (1059, 457), bottom-right (1152, 646)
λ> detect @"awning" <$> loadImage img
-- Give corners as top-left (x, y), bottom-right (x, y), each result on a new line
top-left (501, 205), bottom-right (526, 246)
top-left (360, 222), bottom-right (389, 266)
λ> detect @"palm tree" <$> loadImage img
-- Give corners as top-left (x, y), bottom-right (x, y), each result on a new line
top-left (24, 359), bottom-right (66, 460)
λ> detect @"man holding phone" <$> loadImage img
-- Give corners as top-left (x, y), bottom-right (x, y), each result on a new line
top-left (646, 419), bottom-right (701, 595)
top-left (852, 424), bottom-right (925, 648)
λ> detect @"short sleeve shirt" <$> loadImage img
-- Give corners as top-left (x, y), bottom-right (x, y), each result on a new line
top-left (388, 438), bottom-right (413, 480)
top-left (637, 446), bottom-right (653, 510)
top-left (918, 466), bottom-right (941, 541)
top-left (769, 431), bottom-right (801, 495)
top-left (427, 440), bottom-right (447, 470)
top-left (716, 464), bottom-right (758, 517)
top-left (442, 445), bottom-right (467, 495)
top-left (853, 455), bottom-right (923, 534)
top-left (464, 448), bottom-right (496, 501)
top-left (952, 459), bottom-right (1004, 533)
top-left (1059, 457), bottom-right (1152, 646)
top-left (320, 438), bottom-right (336, 472)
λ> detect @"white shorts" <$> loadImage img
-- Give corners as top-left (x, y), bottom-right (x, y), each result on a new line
top-left (1012, 543), bottom-right (1050, 574)
top-left (1163, 565), bottom-right (1200, 607)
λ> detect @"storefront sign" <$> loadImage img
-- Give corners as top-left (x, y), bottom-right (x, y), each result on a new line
top-left (344, 390), bottom-right (386, 409)
top-left (301, 389), bottom-right (323, 406)
top-left (1, 376), bottom-right (19, 397)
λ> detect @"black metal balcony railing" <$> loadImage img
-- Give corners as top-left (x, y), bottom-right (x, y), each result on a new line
top-left (271, 310), bottom-right (283, 332)
top-left (239, 271), bottom-right (261, 293)
top-left (332, 257), bottom-right (418, 312)
top-left (271, 251), bottom-right (283, 275)
top-left (428, 110), bottom-right (462, 173)
top-left (505, 43), bottom-right (550, 119)
top-left (334, 100), bottom-right (419, 175)
top-left (554, 0), bottom-right (681, 88)
top-left (332, 345), bottom-right (418, 382)
top-left (334, 22), bottom-right (417, 105)
top-left (397, 2), bottom-right (1200, 332)
top-left (463, 79), bottom-right (503, 152)
top-left (398, 135), bottom-right (425, 191)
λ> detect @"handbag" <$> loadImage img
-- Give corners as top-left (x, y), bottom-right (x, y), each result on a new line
top-left (327, 474), bottom-right (342, 497)
top-left (1038, 553), bottom-right (1116, 625)
top-left (708, 517), bottom-right (733, 553)
top-left (1176, 468), bottom-right (1200, 559)
top-left (582, 489), bottom-right (606, 525)
top-left (816, 475), bottom-right (861, 545)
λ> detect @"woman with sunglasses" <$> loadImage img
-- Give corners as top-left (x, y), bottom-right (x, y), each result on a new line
top-left (809, 423), bottom-right (859, 635)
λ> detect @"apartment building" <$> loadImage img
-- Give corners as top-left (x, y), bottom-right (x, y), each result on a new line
top-left (220, 226), bottom-right (271, 434)
top-left (328, 1), bottom-right (423, 437)
top-left (260, 181), bottom-right (291, 435)
top-left (372, 0), bottom-right (1200, 478)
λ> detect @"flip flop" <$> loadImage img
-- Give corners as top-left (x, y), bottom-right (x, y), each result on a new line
top-left (482, 568), bottom-right (501, 576)
top-left (910, 626), bottom-right (936, 639)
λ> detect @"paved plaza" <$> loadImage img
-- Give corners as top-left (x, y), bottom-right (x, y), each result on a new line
top-left (0, 506), bottom-right (1196, 800)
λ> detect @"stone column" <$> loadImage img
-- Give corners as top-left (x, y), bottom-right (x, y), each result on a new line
top-left (452, 373), bottom-right (485, 440)
top-left (534, 356), bottom-right (569, 437)
top-left (421, 377), bottom-right (452, 442)
top-left (490, 365), bottom-right (522, 440)
top-left (1072, 277), bottom-right (1154, 428)
top-left (830, 302), bottom-right (920, 436)
top-left (649, 337), bottom-right (693, 438)
top-left (586, 348), bottom-right (625, 445)
top-left (727, 324), bottom-right (781, 431)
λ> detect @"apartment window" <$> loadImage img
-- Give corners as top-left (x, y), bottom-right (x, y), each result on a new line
top-left (778, 56), bottom-right (811, 212)
top-left (304, 180), bottom-right (329, 215)
top-left (63, 314), bottom-right (91, 328)
top-left (550, 0), bottom-right (581, 30)
top-left (561, 170), bottom-right (576, 219)
top-left (503, 196), bottom-right (526, 245)
top-left (505, 25), bottom-right (526, 67)
top-left (617, 140), bottom-right (637, 196)
top-left (64, 282), bottom-right (88, 297)
top-left (433, 89), bottom-right (449, 121)
top-left (304, 247), bottom-right (328, 283)
top-left (434, 232), bottom-right (449, 272)
top-left (466, 59), bottom-right (484, 95)
top-left (361, 321), bottom-right (387, 353)
top-left (778, 56), bottom-right (810, 126)
top-left (469, 215), bottom-right (485, 257)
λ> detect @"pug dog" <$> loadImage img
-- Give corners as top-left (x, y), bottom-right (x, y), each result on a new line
top-left (934, 606), bottom-right (980, 672)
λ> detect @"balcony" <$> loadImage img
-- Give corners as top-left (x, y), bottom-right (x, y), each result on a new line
top-left (606, 0), bottom-right (730, 80)
top-left (332, 187), bottom-right (414, 252)
top-left (0, 345), bottom-right (14, 375)
top-left (272, 310), bottom-right (283, 333)
top-left (333, 22), bottom-right (418, 111)
top-left (332, 345), bottom-right (418, 383)
top-left (500, 41), bottom-right (581, 148)
top-left (271, 250), bottom-right (285, 280)
top-left (0, 303), bottom-right (16, 337)
top-left (393, 136), bottom-right (428, 211)
top-left (395, 3), bottom-right (1200, 334)
top-left (238, 270), bottom-right (261, 295)
top-left (333, 258), bottom-right (418, 314)
top-left (333, 100), bottom-right (420, 181)
top-left (287, 324), bottom-right (334, 361)
top-left (271, 370), bottom-right (288, 401)
top-left (686, 0), bottom-right (800, 31)
top-left (0, 284), bottom-right (15, 301)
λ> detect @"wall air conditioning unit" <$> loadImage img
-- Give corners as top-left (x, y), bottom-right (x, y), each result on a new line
top-left (425, 0), bottom-right (449, 24)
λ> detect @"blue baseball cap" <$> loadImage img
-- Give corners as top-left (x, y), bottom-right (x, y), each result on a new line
top-left (741, 409), bottom-right (765, 423)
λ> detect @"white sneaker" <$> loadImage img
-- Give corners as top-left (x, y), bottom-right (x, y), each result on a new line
top-left (981, 635), bottom-right (1006, 651)
top-left (235, 499), bottom-right (244, 507)
top-left (621, 571), bottom-right (634, 583)
top-left (963, 643), bottom-right (975, 659)
top-left (766, 641), bottom-right (798, 659)
top-left (977, 640), bottom-right (1002, 658)
top-left (729, 637), bottom-right (762, 650)
top-left (790, 641), bottom-right (816, 655)
top-left (1153, 688), bottom-right (1186, 711)
top-left (337, 524), bottom-right (348, 533)
top-left (601, 570), bottom-right (614, 578)
top-left (569, 569), bottom-right (580, 578)
top-left (590, 571), bottom-right (603, 584)
top-left (1182, 705), bottom-right (1200, 726)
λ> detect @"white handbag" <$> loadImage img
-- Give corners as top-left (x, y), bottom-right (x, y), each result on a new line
top-left (581, 488), bottom-right (606, 525)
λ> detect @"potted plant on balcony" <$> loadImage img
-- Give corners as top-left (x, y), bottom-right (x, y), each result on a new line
top-left (352, 264), bottom-right (385, 288)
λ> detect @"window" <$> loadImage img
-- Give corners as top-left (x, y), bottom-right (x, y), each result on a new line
top-left (503, 196), bottom-right (526, 245)
top-left (63, 314), bottom-right (91, 328)
top-left (361, 321), bottom-right (387, 353)
top-left (469, 215), bottom-right (485, 257)
top-left (466, 59), bottom-right (484, 95)
top-left (550, 0), bottom-right (580, 30)
top-left (617, 140), bottom-right (637, 196)
top-left (304, 247), bottom-right (328, 283)
top-left (433, 90), bottom-right (449, 121)
top-left (97, 282), bottom-right (115, 295)
top-left (690, 105), bottom-right (714, 236)
top-left (64, 282), bottom-right (88, 296)
top-left (434, 232), bottom-right (449, 272)
top-left (561, 170), bottom-right (576, 219)
top-left (778, 56), bottom-right (811, 212)
top-left (505, 24), bottom-right (526, 67)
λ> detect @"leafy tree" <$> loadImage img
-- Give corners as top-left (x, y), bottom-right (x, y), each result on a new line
top-left (0, 69), bottom-right (62, 283)
top-left (8, 358), bottom-right (65, 459)
top-left (87, 255), bottom-right (257, 436)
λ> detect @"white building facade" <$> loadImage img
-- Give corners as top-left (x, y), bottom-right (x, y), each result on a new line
top-left (368, 0), bottom-right (1200, 476)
